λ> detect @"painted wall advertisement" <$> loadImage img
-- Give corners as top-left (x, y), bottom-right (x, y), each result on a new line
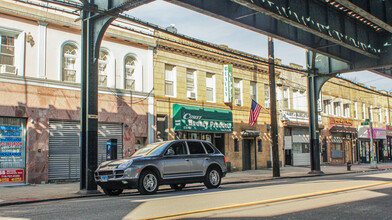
top-left (0, 125), bottom-right (25, 183)
top-left (223, 64), bottom-right (233, 103)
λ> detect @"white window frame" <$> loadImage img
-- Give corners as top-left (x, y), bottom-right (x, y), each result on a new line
top-left (165, 64), bottom-right (176, 97)
top-left (206, 73), bottom-right (216, 103)
top-left (98, 48), bottom-right (114, 88)
top-left (379, 107), bottom-right (382, 122)
top-left (354, 102), bottom-right (358, 119)
top-left (343, 103), bottom-right (350, 118)
top-left (362, 103), bottom-right (366, 120)
top-left (283, 87), bottom-right (290, 109)
top-left (124, 54), bottom-right (142, 91)
top-left (0, 26), bottom-right (24, 76)
top-left (250, 81), bottom-right (257, 102)
top-left (264, 84), bottom-right (270, 109)
top-left (386, 108), bottom-right (389, 124)
top-left (370, 104), bottom-right (373, 121)
top-left (186, 68), bottom-right (197, 100)
top-left (61, 42), bottom-right (80, 83)
top-left (333, 102), bottom-right (341, 116)
top-left (234, 78), bottom-right (243, 106)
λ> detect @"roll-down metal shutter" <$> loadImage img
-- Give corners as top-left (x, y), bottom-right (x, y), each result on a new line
top-left (48, 121), bottom-right (123, 182)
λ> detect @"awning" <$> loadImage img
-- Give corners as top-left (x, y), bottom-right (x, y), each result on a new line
top-left (241, 130), bottom-right (260, 137)
top-left (329, 126), bottom-right (357, 133)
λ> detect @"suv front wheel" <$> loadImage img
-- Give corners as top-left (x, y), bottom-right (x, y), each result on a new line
top-left (204, 166), bottom-right (222, 189)
top-left (138, 170), bottom-right (159, 195)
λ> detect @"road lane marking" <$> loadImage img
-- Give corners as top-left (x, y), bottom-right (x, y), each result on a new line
top-left (141, 181), bottom-right (392, 220)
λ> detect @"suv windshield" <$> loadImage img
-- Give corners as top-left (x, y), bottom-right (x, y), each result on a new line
top-left (132, 141), bottom-right (168, 156)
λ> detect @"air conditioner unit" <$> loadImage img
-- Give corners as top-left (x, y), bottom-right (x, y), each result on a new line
top-left (235, 99), bottom-right (242, 106)
top-left (188, 91), bottom-right (196, 100)
top-left (0, 65), bottom-right (16, 74)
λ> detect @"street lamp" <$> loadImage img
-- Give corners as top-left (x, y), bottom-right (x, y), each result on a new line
top-left (368, 106), bottom-right (380, 169)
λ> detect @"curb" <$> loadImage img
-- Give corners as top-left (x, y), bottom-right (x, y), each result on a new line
top-left (0, 168), bottom-right (390, 207)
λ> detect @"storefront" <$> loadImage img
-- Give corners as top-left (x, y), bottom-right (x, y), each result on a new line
top-left (324, 118), bottom-right (357, 165)
top-left (0, 117), bottom-right (26, 184)
top-left (172, 104), bottom-right (233, 154)
top-left (385, 125), bottom-right (392, 161)
top-left (358, 126), bottom-right (387, 163)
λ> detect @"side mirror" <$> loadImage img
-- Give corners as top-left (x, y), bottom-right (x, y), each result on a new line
top-left (166, 149), bottom-right (175, 156)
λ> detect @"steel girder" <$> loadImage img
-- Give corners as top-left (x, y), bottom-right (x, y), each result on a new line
top-left (166, 0), bottom-right (392, 77)
top-left (79, 0), bottom-right (154, 191)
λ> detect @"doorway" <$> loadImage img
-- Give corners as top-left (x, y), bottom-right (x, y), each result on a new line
top-left (285, 150), bottom-right (292, 165)
top-left (243, 139), bottom-right (252, 170)
top-left (214, 134), bottom-right (225, 154)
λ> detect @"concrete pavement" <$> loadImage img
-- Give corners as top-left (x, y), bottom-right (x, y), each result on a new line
top-left (1, 163), bottom-right (391, 207)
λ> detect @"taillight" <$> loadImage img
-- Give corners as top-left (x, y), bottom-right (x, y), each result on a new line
top-left (224, 156), bottom-right (226, 163)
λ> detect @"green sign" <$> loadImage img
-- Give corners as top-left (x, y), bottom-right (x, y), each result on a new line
top-left (365, 119), bottom-right (370, 122)
top-left (361, 122), bottom-right (369, 125)
top-left (173, 104), bottom-right (233, 133)
top-left (223, 64), bottom-right (233, 103)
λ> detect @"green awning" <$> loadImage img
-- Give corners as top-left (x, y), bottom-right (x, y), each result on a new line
top-left (173, 104), bottom-right (233, 133)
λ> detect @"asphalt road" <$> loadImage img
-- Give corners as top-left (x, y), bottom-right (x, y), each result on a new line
top-left (0, 170), bottom-right (391, 220)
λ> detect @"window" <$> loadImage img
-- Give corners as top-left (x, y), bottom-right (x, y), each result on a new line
top-left (166, 142), bottom-right (187, 155)
top-left (258, 139), bottom-right (262, 152)
top-left (186, 68), bottom-right (197, 100)
top-left (379, 108), bottom-right (382, 122)
top-left (98, 50), bottom-right (109, 87)
top-left (333, 102), bottom-right (341, 116)
top-left (234, 78), bottom-right (242, 106)
top-left (323, 100), bottom-right (331, 115)
top-left (156, 114), bottom-right (168, 141)
top-left (124, 56), bottom-right (137, 90)
top-left (354, 102), bottom-right (358, 119)
top-left (292, 143), bottom-right (310, 153)
top-left (370, 104), bottom-right (373, 121)
top-left (343, 104), bottom-right (350, 118)
top-left (234, 139), bottom-right (239, 152)
top-left (283, 87), bottom-right (290, 109)
top-left (250, 81), bottom-right (257, 102)
top-left (386, 108), bottom-right (389, 124)
top-left (0, 35), bottom-right (15, 73)
top-left (264, 84), bottom-right (270, 109)
top-left (362, 103), bottom-right (366, 120)
top-left (187, 141), bottom-right (206, 154)
top-left (62, 43), bottom-right (77, 82)
top-left (206, 73), bottom-right (215, 102)
top-left (203, 143), bottom-right (215, 154)
top-left (293, 89), bottom-right (307, 111)
top-left (165, 64), bottom-right (176, 97)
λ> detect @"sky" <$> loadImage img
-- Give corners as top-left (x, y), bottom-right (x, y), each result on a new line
top-left (127, 0), bottom-right (392, 92)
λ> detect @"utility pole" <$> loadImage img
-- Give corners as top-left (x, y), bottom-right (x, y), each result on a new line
top-left (268, 37), bottom-right (280, 177)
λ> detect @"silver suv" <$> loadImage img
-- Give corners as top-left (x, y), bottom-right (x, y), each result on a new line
top-left (95, 140), bottom-right (227, 195)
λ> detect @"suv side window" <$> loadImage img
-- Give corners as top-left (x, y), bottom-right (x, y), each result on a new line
top-left (165, 142), bottom-right (187, 155)
top-left (203, 142), bottom-right (215, 154)
top-left (187, 141), bottom-right (206, 154)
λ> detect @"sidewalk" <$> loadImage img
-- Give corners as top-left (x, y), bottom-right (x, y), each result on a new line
top-left (1, 163), bottom-right (391, 207)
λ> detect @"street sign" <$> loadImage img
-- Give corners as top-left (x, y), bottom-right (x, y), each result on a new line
top-left (365, 119), bottom-right (370, 122)
top-left (361, 122), bottom-right (369, 125)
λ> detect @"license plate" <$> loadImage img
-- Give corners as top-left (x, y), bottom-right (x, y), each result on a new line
top-left (101, 175), bottom-right (108, 182)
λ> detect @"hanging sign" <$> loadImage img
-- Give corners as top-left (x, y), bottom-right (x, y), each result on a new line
top-left (223, 64), bottom-right (233, 103)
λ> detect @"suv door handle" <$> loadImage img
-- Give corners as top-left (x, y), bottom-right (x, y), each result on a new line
top-left (205, 158), bottom-right (210, 160)
top-left (185, 159), bottom-right (190, 161)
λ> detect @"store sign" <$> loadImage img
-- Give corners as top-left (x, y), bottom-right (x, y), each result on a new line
top-left (223, 64), bottom-right (233, 103)
top-left (0, 169), bottom-right (24, 183)
top-left (358, 127), bottom-right (386, 139)
top-left (329, 117), bottom-right (353, 126)
top-left (173, 104), bottom-right (233, 133)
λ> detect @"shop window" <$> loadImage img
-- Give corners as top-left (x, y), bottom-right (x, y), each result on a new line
top-left (234, 139), bottom-right (239, 152)
top-left (258, 139), bottom-right (262, 152)
top-left (165, 64), bottom-right (176, 97)
top-left (293, 143), bottom-right (310, 153)
top-left (156, 114), bottom-right (168, 141)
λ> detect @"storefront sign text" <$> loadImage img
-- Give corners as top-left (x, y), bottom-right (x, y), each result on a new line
top-left (329, 117), bottom-right (353, 126)
top-left (0, 169), bottom-right (24, 183)
top-left (223, 64), bottom-right (233, 103)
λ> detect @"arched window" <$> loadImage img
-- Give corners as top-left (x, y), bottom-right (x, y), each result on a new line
top-left (62, 43), bottom-right (78, 82)
top-left (124, 54), bottom-right (142, 91)
top-left (98, 50), bottom-right (109, 87)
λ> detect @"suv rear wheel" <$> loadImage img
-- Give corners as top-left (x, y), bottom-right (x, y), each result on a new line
top-left (138, 170), bottom-right (159, 195)
top-left (204, 166), bottom-right (222, 189)
top-left (102, 188), bottom-right (123, 196)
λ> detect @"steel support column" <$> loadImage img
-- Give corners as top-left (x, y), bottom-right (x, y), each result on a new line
top-left (307, 51), bottom-right (333, 174)
top-left (80, 1), bottom-right (116, 192)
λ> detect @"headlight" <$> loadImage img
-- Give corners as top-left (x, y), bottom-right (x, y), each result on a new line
top-left (118, 160), bottom-right (133, 169)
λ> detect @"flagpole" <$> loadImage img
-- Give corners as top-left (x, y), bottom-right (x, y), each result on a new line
top-left (268, 37), bottom-right (280, 177)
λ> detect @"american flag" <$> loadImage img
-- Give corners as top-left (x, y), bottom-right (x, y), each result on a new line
top-left (249, 100), bottom-right (262, 126)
